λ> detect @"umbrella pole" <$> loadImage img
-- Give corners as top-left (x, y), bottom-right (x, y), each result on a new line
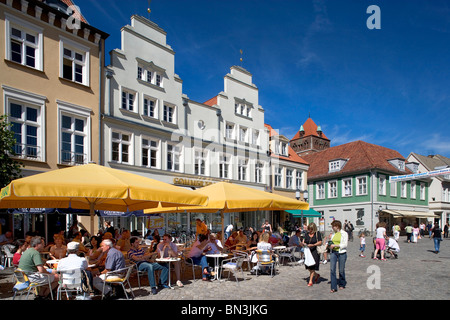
top-left (220, 210), bottom-right (224, 246)
top-left (90, 203), bottom-right (95, 236)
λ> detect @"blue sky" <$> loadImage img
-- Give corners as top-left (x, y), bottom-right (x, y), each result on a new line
top-left (74, 0), bottom-right (450, 159)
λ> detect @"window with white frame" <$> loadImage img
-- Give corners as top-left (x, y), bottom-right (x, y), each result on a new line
top-left (274, 167), bottom-right (282, 187)
top-left (390, 181), bottom-right (397, 197)
top-left (143, 96), bottom-right (157, 118)
top-left (225, 123), bottom-right (235, 139)
top-left (234, 102), bottom-right (252, 118)
top-left (329, 161), bottom-right (340, 172)
top-left (194, 150), bottom-right (207, 176)
top-left (60, 113), bottom-right (87, 165)
top-left (5, 14), bottom-right (43, 70)
top-left (442, 187), bottom-right (449, 202)
top-left (296, 171), bottom-right (303, 190)
top-left (167, 144), bottom-right (181, 172)
top-left (317, 182), bottom-right (325, 199)
top-left (238, 159), bottom-right (248, 181)
top-left (281, 142), bottom-right (288, 156)
top-left (252, 129), bottom-right (260, 145)
top-left (239, 126), bottom-right (248, 143)
top-left (111, 131), bottom-right (132, 164)
top-left (142, 138), bottom-right (159, 168)
top-left (255, 161), bottom-right (264, 184)
top-left (356, 176), bottom-right (367, 196)
top-left (420, 183), bottom-right (425, 200)
top-left (329, 180), bottom-right (337, 198)
top-left (401, 181), bottom-right (407, 198)
top-left (9, 101), bottom-right (41, 159)
top-left (60, 37), bottom-right (90, 86)
top-left (379, 175), bottom-right (386, 196)
top-left (219, 155), bottom-right (230, 179)
top-left (121, 89), bottom-right (136, 112)
top-left (286, 169), bottom-right (293, 189)
top-left (163, 104), bottom-right (176, 123)
top-left (410, 181), bottom-right (416, 199)
top-left (342, 178), bottom-right (352, 197)
top-left (155, 73), bottom-right (162, 87)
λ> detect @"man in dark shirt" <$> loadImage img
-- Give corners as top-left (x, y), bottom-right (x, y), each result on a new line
top-left (431, 223), bottom-right (443, 254)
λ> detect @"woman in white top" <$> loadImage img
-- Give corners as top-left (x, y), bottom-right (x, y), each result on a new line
top-left (373, 222), bottom-right (387, 261)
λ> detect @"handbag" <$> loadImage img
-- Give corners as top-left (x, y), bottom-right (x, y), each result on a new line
top-left (304, 247), bottom-right (316, 266)
top-left (317, 243), bottom-right (327, 254)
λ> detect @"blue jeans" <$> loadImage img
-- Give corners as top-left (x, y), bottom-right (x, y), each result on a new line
top-left (138, 262), bottom-right (168, 288)
top-left (330, 251), bottom-right (347, 290)
top-left (191, 255), bottom-right (210, 279)
top-left (434, 238), bottom-right (442, 252)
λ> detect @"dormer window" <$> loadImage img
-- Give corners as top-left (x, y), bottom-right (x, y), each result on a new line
top-left (388, 158), bottom-right (406, 171)
top-left (281, 142), bottom-right (288, 156)
top-left (329, 158), bottom-right (347, 172)
top-left (234, 99), bottom-right (253, 118)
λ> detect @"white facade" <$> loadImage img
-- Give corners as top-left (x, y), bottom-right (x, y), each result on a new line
top-left (407, 153), bottom-right (450, 225)
top-left (101, 15), bottom-right (271, 234)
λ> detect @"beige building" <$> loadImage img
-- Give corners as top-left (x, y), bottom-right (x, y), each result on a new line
top-left (0, 0), bottom-right (108, 237)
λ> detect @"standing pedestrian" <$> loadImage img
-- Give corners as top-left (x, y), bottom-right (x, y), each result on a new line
top-left (373, 222), bottom-right (387, 261)
top-left (431, 222), bottom-right (443, 254)
top-left (302, 223), bottom-right (322, 287)
top-left (392, 223), bottom-right (400, 241)
top-left (412, 223), bottom-right (420, 243)
top-left (405, 223), bottom-right (413, 243)
top-left (426, 221), bottom-right (433, 238)
top-left (444, 223), bottom-right (449, 238)
top-left (329, 220), bottom-right (348, 293)
top-left (359, 233), bottom-right (366, 257)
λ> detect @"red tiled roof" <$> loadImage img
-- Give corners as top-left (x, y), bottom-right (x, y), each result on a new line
top-left (264, 124), bottom-right (309, 166)
top-left (203, 96), bottom-right (217, 106)
top-left (291, 117), bottom-right (329, 141)
top-left (301, 140), bottom-right (411, 180)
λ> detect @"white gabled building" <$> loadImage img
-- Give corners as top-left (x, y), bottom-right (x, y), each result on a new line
top-left (102, 15), bottom-right (271, 234)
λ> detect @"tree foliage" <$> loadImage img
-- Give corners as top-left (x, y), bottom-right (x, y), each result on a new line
top-left (0, 114), bottom-right (24, 188)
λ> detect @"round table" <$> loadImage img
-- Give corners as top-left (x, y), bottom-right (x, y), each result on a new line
top-left (205, 253), bottom-right (229, 281)
top-left (156, 257), bottom-right (180, 288)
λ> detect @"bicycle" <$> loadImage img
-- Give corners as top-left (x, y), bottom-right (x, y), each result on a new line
top-left (358, 228), bottom-right (371, 237)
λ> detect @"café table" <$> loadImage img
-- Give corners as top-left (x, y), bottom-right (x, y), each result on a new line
top-left (272, 246), bottom-right (286, 266)
top-left (205, 253), bottom-right (229, 281)
top-left (156, 257), bottom-right (180, 288)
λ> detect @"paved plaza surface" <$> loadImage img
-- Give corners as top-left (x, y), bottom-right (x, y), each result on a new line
top-left (0, 235), bottom-right (448, 301)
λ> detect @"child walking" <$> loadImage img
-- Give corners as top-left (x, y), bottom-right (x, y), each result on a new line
top-left (359, 233), bottom-right (366, 257)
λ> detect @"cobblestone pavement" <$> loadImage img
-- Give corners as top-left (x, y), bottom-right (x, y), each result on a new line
top-left (0, 235), bottom-right (449, 301)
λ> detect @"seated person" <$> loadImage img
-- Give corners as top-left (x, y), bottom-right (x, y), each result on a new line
top-left (72, 231), bottom-right (89, 256)
top-left (224, 231), bottom-right (238, 252)
top-left (128, 237), bottom-right (168, 294)
top-left (56, 242), bottom-right (93, 299)
top-left (234, 229), bottom-right (248, 250)
top-left (268, 232), bottom-right (282, 247)
top-left (150, 234), bottom-right (160, 253)
top-left (49, 235), bottom-right (67, 260)
top-left (157, 234), bottom-right (184, 287)
top-left (252, 232), bottom-right (273, 274)
top-left (18, 236), bottom-right (59, 299)
top-left (12, 239), bottom-right (28, 267)
top-left (116, 229), bottom-right (131, 252)
top-left (188, 234), bottom-right (212, 281)
top-left (288, 230), bottom-right (304, 254)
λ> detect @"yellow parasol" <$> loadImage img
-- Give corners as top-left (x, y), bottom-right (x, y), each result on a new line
top-left (0, 164), bottom-right (208, 235)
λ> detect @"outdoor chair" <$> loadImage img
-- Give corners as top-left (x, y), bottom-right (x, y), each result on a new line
top-left (12, 268), bottom-right (54, 300)
top-left (220, 256), bottom-right (246, 284)
top-left (255, 250), bottom-right (276, 277)
top-left (181, 250), bottom-right (202, 281)
top-left (56, 268), bottom-right (86, 300)
top-left (231, 250), bottom-right (251, 271)
top-left (101, 265), bottom-right (135, 300)
top-left (279, 246), bottom-right (296, 266)
top-left (1, 244), bottom-right (14, 268)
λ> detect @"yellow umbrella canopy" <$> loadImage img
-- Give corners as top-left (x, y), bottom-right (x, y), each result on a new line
top-left (144, 181), bottom-right (309, 243)
top-left (0, 163), bottom-right (209, 234)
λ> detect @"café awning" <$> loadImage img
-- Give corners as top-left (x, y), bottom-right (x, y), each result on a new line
top-left (381, 209), bottom-right (438, 219)
top-left (286, 208), bottom-right (322, 218)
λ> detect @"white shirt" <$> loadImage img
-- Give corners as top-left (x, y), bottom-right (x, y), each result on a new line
top-left (376, 227), bottom-right (386, 239)
top-left (387, 238), bottom-right (400, 252)
top-left (56, 254), bottom-right (88, 271)
top-left (225, 225), bottom-right (233, 232)
top-left (257, 241), bottom-right (272, 251)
